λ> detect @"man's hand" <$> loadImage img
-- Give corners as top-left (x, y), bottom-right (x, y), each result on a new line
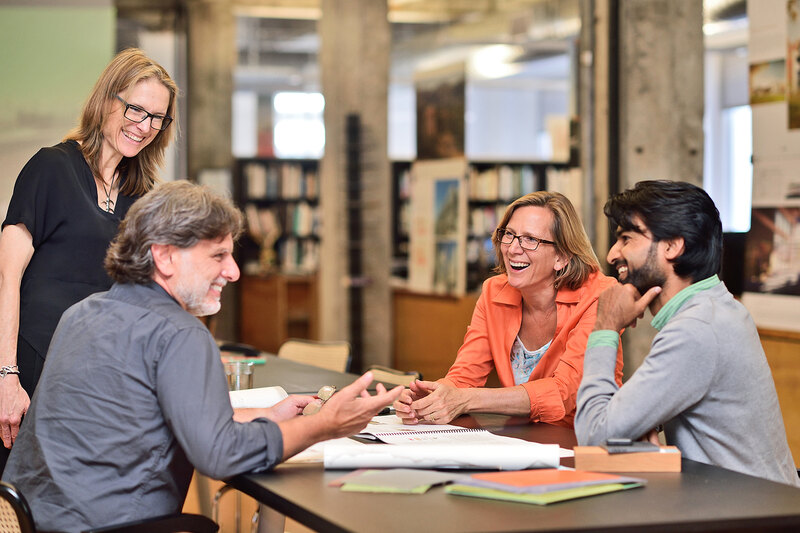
top-left (278, 372), bottom-right (404, 460)
top-left (0, 376), bottom-right (30, 449)
top-left (316, 372), bottom-right (403, 439)
top-left (641, 428), bottom-right (662, 446)
top-left (268, 395), bottom-right (314, 421)
top-left (406, 380), bottom-right (470, 425)
top-left (593, 283), bottom-right (662, 332)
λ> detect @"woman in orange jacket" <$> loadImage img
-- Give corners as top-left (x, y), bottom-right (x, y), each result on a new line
top-left (394, 191), bottom-right (623, 427)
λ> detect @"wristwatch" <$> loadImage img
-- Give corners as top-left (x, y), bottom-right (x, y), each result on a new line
top-left (0, 365), bottom-right (20, 378)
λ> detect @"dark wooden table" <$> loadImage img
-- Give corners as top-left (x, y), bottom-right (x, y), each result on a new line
top-left (233, 361), bottom-right (800, 532)
top-left (251, 354), bottom-right (368, 394)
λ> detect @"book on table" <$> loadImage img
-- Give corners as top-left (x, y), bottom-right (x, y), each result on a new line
top-left (445, 468), bottom-right (646, 505)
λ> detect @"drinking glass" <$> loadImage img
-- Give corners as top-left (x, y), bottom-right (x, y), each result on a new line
top-left (225, 361), bottom-right (254, 391)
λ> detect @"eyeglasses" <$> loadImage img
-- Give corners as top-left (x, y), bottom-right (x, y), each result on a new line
top-left (115, 95), bottom-right (172, 131)
top-left (498, 228), bottom-right (556, 251)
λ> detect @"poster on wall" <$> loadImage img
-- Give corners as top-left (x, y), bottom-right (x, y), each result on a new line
top-left (749, 59), bottom-right (786, 105)
top-left (788, 0), bottom-right (800, 127)
top-left (744, 207), bottom-right (800, 295)
top-left (415, 64), bottom-right (466, 160)
top-left (742, 0), bottom-right (800, 331)
top-left (408, 158), bottom-right (468, 295)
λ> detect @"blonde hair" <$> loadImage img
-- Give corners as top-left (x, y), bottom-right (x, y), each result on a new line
top-left (65, 48), bottom-right (179, 196)
top-left (493, 191), bottom-right (600, 290)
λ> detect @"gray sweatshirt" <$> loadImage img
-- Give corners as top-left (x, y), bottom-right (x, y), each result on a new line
top-left (576, 277), bottom-right (799, 487)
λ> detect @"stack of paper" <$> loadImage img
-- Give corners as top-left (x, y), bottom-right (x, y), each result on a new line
top-left (445, 468), bottom-right (645, 505)
top-left (324, 416), bottom-right (564, 470)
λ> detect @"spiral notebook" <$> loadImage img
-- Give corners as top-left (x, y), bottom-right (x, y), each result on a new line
top-left (355, 416), bottom-right (494, 444)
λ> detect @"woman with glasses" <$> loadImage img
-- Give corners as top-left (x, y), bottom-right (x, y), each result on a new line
top-left (0, 48), bottom-right (177, 470)
top-left (394, 191), bottom-right (623, 427)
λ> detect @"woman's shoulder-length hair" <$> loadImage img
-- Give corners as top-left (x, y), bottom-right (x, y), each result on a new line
top-left (492, 191), bottom-right (600, 291)
top-left (65, 48), bottom-right (179, 197)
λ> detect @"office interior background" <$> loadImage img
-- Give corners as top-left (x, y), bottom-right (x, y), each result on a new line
top-left (1, 0), bottom-right (799, 460)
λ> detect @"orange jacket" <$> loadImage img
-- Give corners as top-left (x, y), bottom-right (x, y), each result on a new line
top-left (440, 271), bottom-right (623, 427)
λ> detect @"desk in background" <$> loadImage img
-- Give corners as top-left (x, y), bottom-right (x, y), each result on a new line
top-left (231, 413), bottom-right (800, 532)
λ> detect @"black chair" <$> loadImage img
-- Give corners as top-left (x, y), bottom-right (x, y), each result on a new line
top-left (0, 480), bottom-right (218, 533)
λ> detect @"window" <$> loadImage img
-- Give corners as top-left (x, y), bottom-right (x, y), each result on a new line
top-left (273, 92), bottom-right (325, 159)
top-left (704, 43), bottom-right (752, 232)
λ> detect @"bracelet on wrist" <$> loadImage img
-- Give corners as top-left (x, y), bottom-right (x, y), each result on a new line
top-left (0, 365), bottom-right (20, 378)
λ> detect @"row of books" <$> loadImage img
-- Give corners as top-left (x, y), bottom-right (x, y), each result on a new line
top-left (243, 161), bottom-right (319, 200)
top-left (279, 237), bottom-right (319, 274)
top-left (286, 202), bottom-right (318, 237)
top-left (469, 205), bottom-right (506, 237)
top-left (246, 203), bottom-right (318, 238)
top-left (467, 164), bottom-right (539, 202)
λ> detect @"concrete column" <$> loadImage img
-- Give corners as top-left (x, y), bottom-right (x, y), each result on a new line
top-left (615, 0), bottom-right (705, 374)
top-left (185, 0), bottom-right (235, 179)
top-left (185, 0), bottom-right (237, 341)
top-left (582, 0), bottom-right (612, 258)
top-left (319, 0), bottom-right (391, 370)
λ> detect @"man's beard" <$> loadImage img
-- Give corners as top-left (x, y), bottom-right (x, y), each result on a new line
top-left (175, 276), bottom-right (224, 317)
top-left (618, 242), bottom-right (666, 294)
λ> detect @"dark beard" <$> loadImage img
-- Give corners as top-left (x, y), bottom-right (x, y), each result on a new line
top-left (618, 242), bottom-right (666, 294)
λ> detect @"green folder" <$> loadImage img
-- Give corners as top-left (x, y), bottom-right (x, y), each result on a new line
top-left (445, 482), bottom-right (644, 505)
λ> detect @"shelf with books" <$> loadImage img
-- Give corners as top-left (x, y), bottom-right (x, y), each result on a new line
top-left (392, 160), bottom-right (575, 292)
top-left (234, 158), bottom-right (320, 275)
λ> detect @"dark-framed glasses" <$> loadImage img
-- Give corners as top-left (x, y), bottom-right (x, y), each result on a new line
top-left (115, 95), bottom-right (172, 131)
top-left (498, 228), bottom-right (556, 251)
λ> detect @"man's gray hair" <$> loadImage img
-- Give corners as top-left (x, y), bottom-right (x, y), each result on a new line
top-left (105, 181), bottom-right (243, 283)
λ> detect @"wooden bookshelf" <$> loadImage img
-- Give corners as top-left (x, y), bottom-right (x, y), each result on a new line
top-left (238, 274), bottom-right (318, 353)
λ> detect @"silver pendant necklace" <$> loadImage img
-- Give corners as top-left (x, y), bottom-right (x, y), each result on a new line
top-left (99, 172), bottom-right (117, 214)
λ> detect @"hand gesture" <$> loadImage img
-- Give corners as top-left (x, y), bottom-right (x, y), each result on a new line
top-left (406, 380), bottom-right (469, 425)
top-left (392, 379), bottom-right (431, 425)
top-left (318, 372), bottom-right (403, 439)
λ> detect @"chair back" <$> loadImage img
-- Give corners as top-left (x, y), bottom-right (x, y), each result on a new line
top-left (277, 339), bottom-right (351, 373)
top-left (0, 481), bottom-right (35, 533)
top-left (366, 365), bottom-right (421, 387)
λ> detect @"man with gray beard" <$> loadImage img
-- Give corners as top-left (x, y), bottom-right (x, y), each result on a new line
top-left (3, 181), bottom-right (401, 531)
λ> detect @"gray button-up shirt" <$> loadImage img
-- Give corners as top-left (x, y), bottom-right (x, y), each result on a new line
top-left (4, 282), bottom-right (284, 532)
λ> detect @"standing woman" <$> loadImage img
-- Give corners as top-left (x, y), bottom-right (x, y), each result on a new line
top-left (0, 48), bottom-right (178, 469)
top-left (394, 191), bottom-right (624, 427)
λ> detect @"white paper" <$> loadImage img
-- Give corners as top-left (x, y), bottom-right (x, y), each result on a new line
top-left (229, 386), bottom-right (288, 409)
top-left (355, 414), bottom-right (464, 439)
top-left (324, 437), bottom-right (561, 470)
